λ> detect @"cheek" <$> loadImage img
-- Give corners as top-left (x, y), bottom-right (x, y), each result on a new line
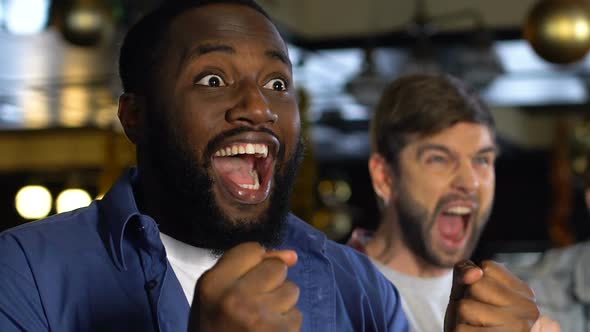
top-left (479, 175), bottom-right (495, 204)
top-left (398, 176), bottom-right (436, 212)
top-left (475, 178), bottom-right (495, 224)
top-left (175, 112), bottom-right (218, 160)
top-left (275, 102), bottom-right (300, 145)
top-left (408, 174), bottom-right (446, 206)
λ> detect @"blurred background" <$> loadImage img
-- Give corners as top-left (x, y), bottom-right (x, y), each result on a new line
top-left (1, 0), bottom-right (590, 260)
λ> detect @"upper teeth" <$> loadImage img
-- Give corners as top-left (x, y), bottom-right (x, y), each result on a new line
top-left (445, 206), bottom-right (472, 215)
top-left (214, 143), bottom-right (268, 158)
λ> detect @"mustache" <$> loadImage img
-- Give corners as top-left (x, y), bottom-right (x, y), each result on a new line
top-left (436, 193), bottom-right (479, 211)
top-left (205, 126), bottom-right (280, 158)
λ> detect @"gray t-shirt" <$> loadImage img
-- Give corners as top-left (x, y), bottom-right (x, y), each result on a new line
top-left (498, 242), bottom-right (590, 332)
top-left (371, 259), bottom-right (452, 332)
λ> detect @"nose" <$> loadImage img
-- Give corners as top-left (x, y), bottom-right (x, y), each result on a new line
top-left (226, 80), bottom-right (278, 126)
top-left (451, 161), bottom-right (480, 194)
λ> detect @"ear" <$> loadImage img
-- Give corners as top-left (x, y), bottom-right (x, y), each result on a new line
top-left (368, 153), bottom-right (396, 205)
top-left (118, 93), bottom-right (144, 145)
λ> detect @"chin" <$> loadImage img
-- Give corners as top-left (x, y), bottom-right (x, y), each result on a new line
top-left (430, 247), bottom-right (468, 268)
top-left (213, 189), bottom-right (272, 223)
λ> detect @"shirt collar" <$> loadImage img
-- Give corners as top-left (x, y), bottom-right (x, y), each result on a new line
top-left (98, 170), bottom-right (328, 270)
top-left (281, 214), bottom-right (327, 255)
top-left (99, 168), bottom-right (142, 271)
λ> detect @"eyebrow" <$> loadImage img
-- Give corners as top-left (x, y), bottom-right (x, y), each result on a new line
top-left (416, 144), bottom-right (452, 159)
top-left (178, 42), bottom-right (292, 74)
top-left (476, 146), bottom-right (500, 156)
top-left (416, 144), bottom-right (500, 159)
top-left (265, 49), bottom-right (291, 67)
top-left (178, 43), bottom-right (236, 73)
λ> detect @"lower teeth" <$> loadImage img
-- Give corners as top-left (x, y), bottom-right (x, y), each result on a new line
top-left (238, 170), bottom-right (260, 190)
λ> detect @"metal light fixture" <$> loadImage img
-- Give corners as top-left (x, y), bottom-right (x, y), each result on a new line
top-left (398, 0), bottom-right (443, 76)
top-left (345, 47), bottom-right (391, 106)
top-left (52, 0), bottom-right (108, 46)
top-left (398, 1), bottom-right (505, 91)
top-left (346, 0), bottom-right (503, 106)
top-left (525, 0), bottom-right (590, 64)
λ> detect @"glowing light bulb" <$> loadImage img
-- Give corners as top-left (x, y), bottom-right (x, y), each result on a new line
top-left (15, 185), bottom-right (52, 220)
top-left (56, 188), bottom-right (92, 213)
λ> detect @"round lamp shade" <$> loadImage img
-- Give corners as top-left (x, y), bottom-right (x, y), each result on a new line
top-left (524, 0), bottom-right (590, 64)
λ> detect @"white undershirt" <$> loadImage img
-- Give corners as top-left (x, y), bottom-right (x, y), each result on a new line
top-left (371, 259), bottom-right (453, 332)
top-left (159, 232), bottom-right (219, 305)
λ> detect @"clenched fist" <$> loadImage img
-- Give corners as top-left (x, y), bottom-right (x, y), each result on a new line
top-left (444, 260), bottom-right (560, 332)
top-left (189, 242), bottom-right (302, 332)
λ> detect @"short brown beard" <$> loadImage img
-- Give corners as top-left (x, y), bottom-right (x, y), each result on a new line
top-left (395, 180), bottom-right (489, 268)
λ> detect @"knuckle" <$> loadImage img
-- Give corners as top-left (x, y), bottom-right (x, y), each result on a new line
top-left (243, 313), bottom-right (263, 331)
top-left (196, 272), bottom-right (215, 299)
top-left (221, 291), bottom-right (246, 314)
top-left (221, 292), bottom-right (264, 329)
top-left (520, 296), bottom-right (540, 318)
top-left (457, 299), bottom-right (471, 318)
top-left (197, 269), bottom-right (212, 287)
top-left (285, 280), bottom-right (300, 299)
top-left (480, 260), bottom-right (496, 272)
top-left (263, 258), bottom-right (289, 277)
top-left (529, 305), bottom-right (541, 319)
top-left (455, 324), bottom-right (468, 332)
top-left (521, 318), bottom-right (536, 332)
top-left (241, 241), bottom-right (265, 255)
top-left (523, 284), bottom-right (536, 298)
top-left (292, 309), bottom-right (303, 327)
top-left (467, 279), bottom-right (482, 294)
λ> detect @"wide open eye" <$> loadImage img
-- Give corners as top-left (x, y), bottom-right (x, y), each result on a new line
top-left (263, 78), bottom-right (287, 91)
top-left (195, 74), bottom-right (227, 87)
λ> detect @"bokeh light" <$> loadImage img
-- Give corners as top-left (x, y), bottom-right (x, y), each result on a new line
top-left (15, 185), bottom-right (52, 220)
top-left (56, 188), bottom-right (92, 213)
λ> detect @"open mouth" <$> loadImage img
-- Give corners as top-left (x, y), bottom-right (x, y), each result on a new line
top-left (210, 140), bottom-right (277, 205)
top-left (435, 204), bottom-right (474, 249)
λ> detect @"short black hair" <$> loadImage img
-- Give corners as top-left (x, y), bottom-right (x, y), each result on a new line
top-left (371, 73), bottom-right (496, 172)
top-left (119, 0), bottom-right (271, 95)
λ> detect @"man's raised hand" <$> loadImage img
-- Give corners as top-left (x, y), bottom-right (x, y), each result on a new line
top-left (189, 242), bottom-right (301, 332)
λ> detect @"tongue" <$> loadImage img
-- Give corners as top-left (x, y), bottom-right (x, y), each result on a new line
top-left (212, 155), bottom-right (256, 185)
top-left (437, 214), bottom-right (464, 241)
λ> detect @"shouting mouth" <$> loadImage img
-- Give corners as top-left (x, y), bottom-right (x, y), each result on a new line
top-left (210, 137), bottom-right (278, 205)
top-left (435, 203), bottom-right (475, 250)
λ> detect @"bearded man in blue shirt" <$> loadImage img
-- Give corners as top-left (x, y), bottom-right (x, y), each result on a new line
top-left (0, 1), bottom-right (545, 331)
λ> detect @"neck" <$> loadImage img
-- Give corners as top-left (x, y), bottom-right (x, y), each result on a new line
top-left (134, 165), bottom-right (183, 241)
top-left (364, 207), bottom-right (451, 278)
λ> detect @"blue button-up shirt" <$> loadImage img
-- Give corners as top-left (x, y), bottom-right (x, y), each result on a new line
top-left (0, 169), bottom-right (408, 331)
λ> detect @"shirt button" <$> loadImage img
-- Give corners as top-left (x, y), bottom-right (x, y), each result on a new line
top-left (145, 280), bottom-right (158, 290)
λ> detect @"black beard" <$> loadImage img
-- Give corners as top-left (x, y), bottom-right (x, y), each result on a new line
top-left (140, 106), bottom-right (304, 255)
top-left (395, 180), bottom-right (487, 268)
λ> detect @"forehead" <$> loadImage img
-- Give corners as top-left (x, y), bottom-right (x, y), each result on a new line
top-left (168, 4), bottom-right (287, 54)
top-left (411, 122), bottom-right (496, 152)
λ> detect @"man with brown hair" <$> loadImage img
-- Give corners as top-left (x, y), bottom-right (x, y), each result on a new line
top-left (349, 73), bottom-right (560, 332)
